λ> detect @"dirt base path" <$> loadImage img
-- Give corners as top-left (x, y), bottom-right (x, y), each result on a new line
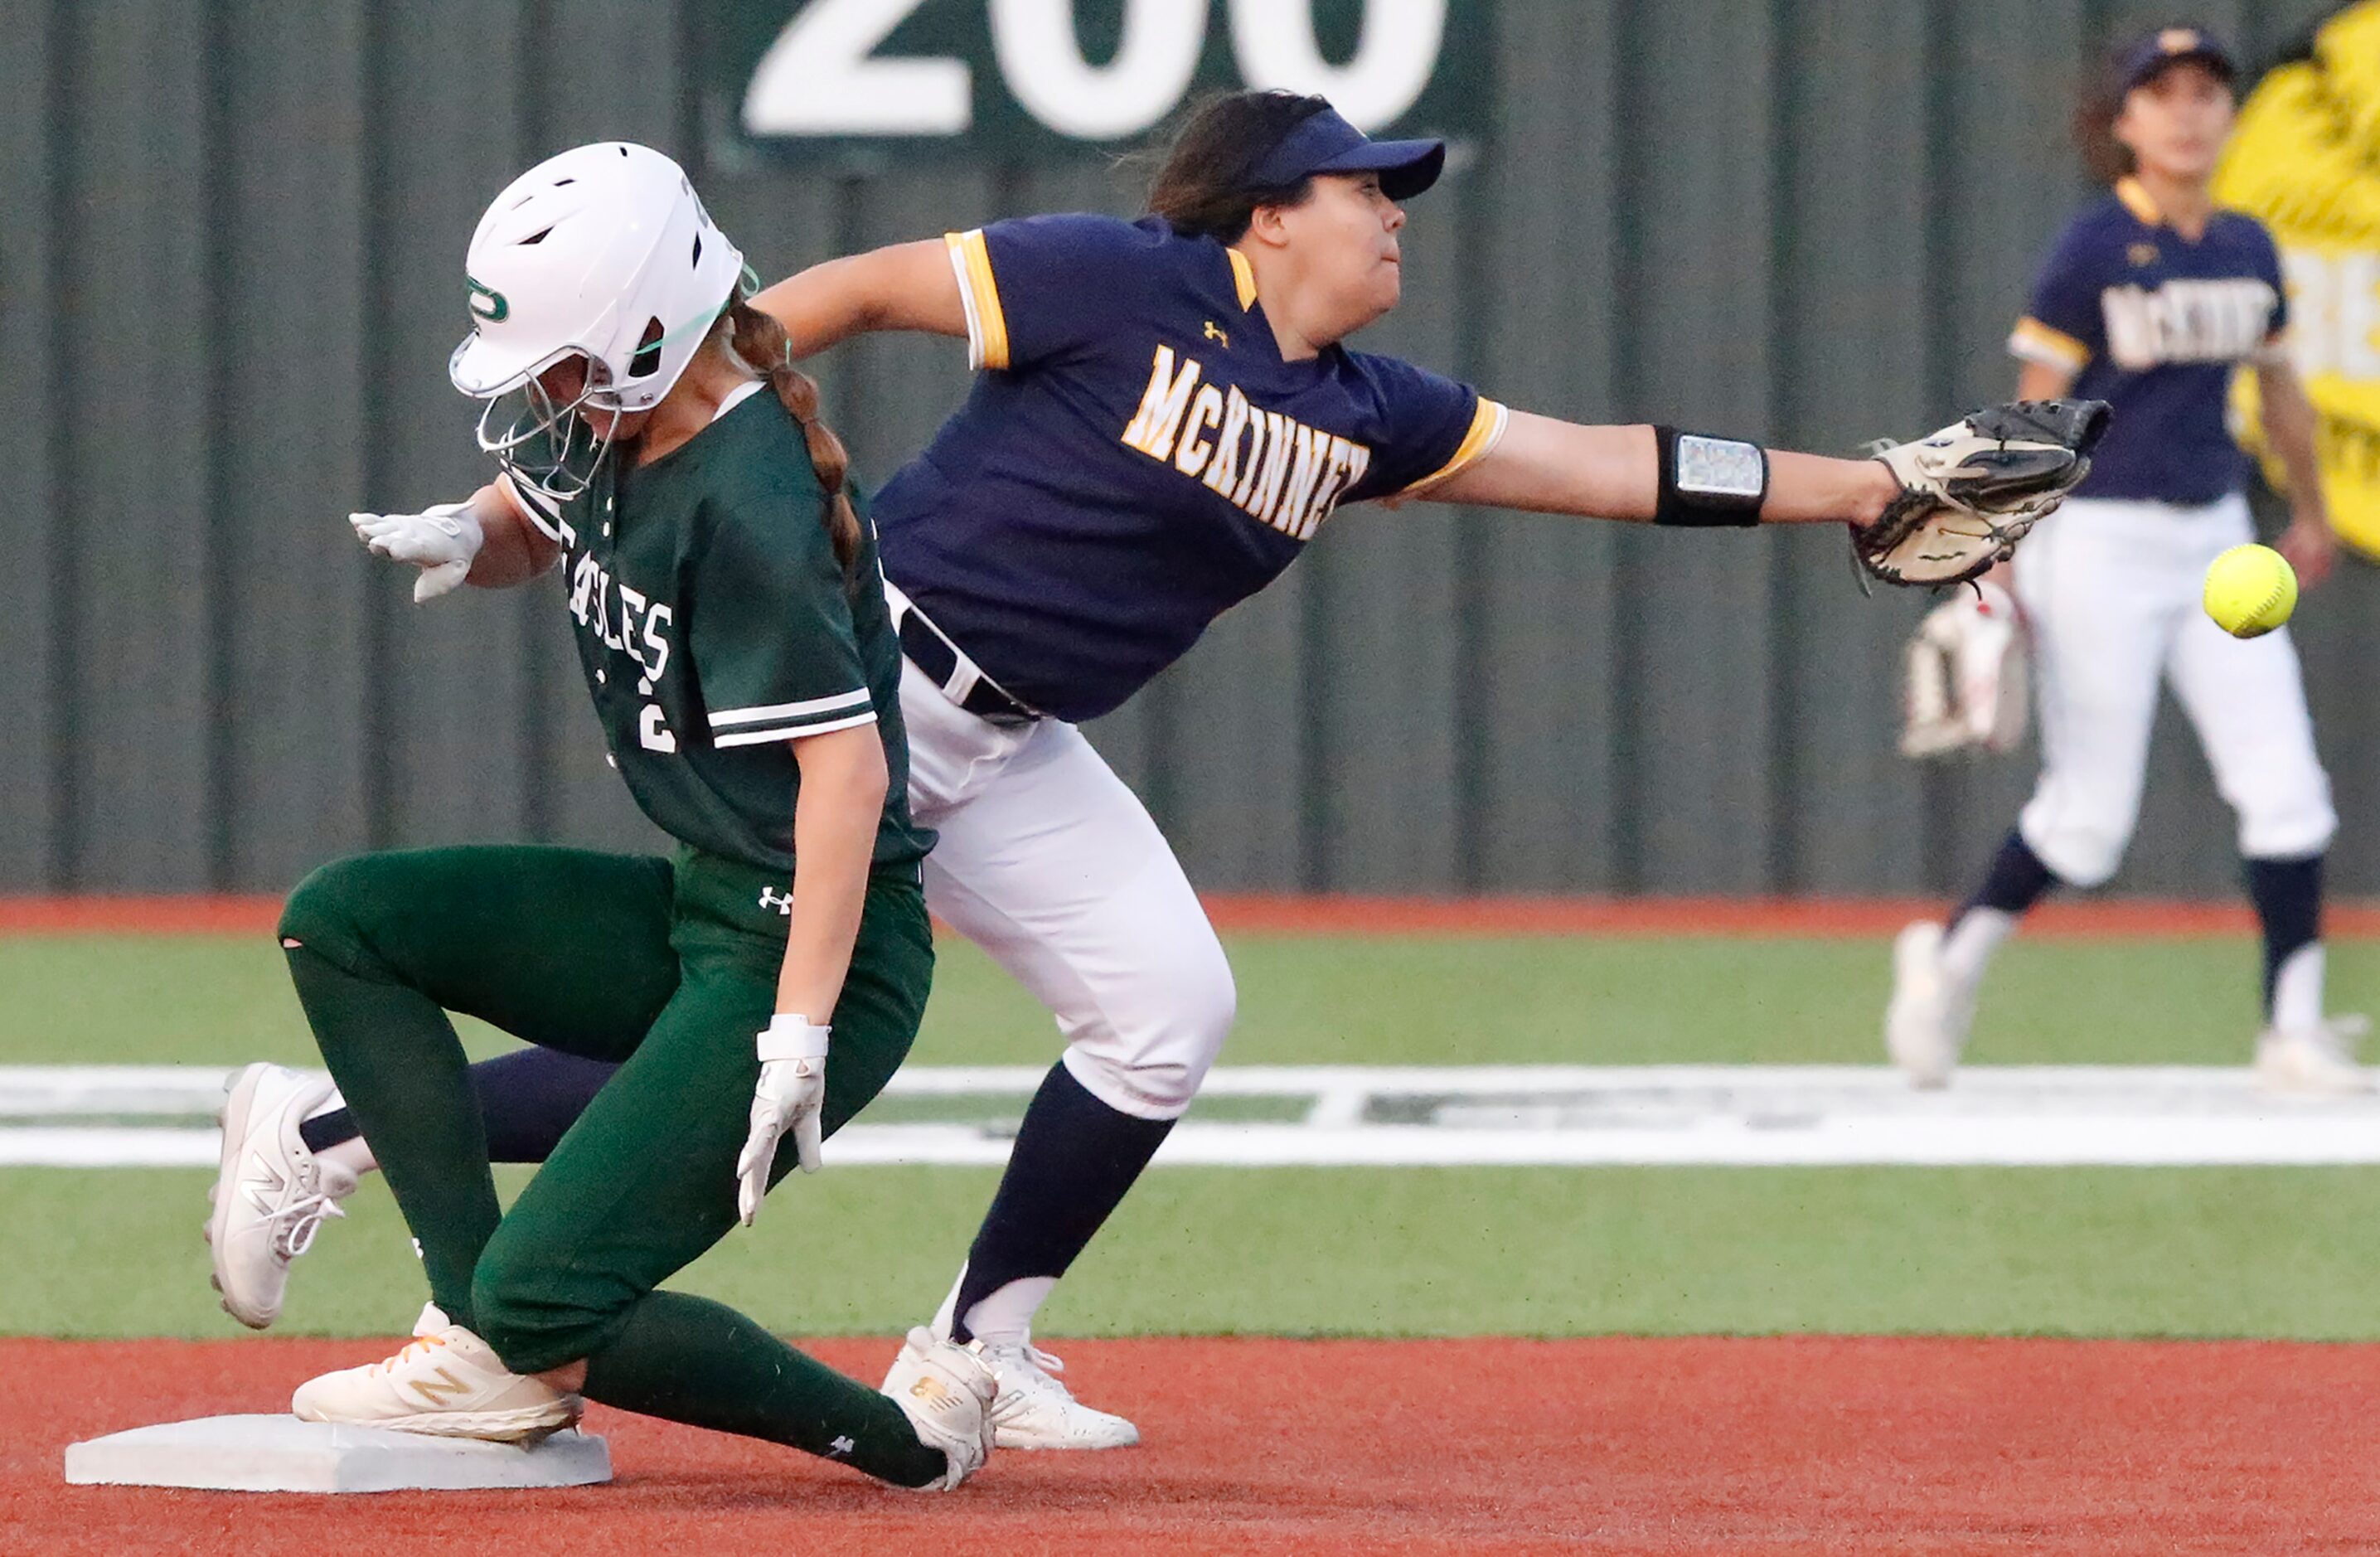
top-left (5, 1336), bottom-right (2375, 1555)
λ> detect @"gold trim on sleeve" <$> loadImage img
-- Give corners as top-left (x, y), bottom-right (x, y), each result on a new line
top-left (2114, 177), bottom-right (2164, 226)
top-left (1395, 399), bottom-right (1511, 497)
top-left (2008, 316), bottom-right (2092, 371)
top-left (943, 229), bottom-right (1011, 371)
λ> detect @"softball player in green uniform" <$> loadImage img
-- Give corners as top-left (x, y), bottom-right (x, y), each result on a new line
top-left (262, 142), bottom-right (995, 1491)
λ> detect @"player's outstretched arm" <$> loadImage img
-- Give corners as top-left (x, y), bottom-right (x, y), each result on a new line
top-left (1422, 411), bottom-right (1898, 526)
top-left (1427, 400), bottom-right (2106, 588)
top-left (747, 240), bottom-right (972, 359)
top-left (347, 479), bottom-right (558, 604)
top-left (468, 479), bottom-right (563, 587)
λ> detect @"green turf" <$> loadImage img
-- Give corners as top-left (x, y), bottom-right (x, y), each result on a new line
top-left (7, 932), bottom-right (2376, 1066)
top-left (8, 1162), bottom-right (2379, 1341)
top-left (6, 931), bottom-right (2379, 1341)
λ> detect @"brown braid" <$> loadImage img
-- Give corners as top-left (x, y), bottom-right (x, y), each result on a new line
top-left (727, 298), bottom-right (863, 579)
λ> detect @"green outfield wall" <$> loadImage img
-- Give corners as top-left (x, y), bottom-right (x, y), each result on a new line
top-left (0, 0), bottom-right (2359, 897)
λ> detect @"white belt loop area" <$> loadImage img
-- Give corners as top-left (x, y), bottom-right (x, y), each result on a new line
top-left (881, 580), bottom-right (972, 705)
top-left (884, 580), bottom-right (1032, 720)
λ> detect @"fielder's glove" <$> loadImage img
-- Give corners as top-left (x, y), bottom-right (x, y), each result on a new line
top-left (734, 1016), bottom-right (829, 1225)
top-left (1858, 400), bottom-right (2110, 589)
top-left (1902, 579), bottom-right (2028, 759)
top-left (351, 502), bottom-right (483, 604)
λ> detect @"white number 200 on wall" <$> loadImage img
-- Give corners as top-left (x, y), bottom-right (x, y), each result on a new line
top-left (743, 0), bottom-right (1450, 142)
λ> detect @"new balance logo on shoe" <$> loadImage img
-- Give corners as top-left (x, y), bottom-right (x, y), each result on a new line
top-left (410, 1366), bottom-right (474, 1406)
top-left (240, 1163), bottom-right (288, 1217)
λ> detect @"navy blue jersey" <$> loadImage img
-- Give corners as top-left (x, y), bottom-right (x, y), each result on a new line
top-left (871, 214), bottom-right (1505, 722)
top-left (2009, 177), bottom-right (2288, 504)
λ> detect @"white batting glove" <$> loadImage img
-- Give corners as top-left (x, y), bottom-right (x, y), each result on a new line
top-left (735, 1015), bottom-right (830, 1225)
top-left (350, 502), bottom-right (484, 604)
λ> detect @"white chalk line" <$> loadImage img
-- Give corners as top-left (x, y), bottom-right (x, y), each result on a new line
top-left (6, 1063), bottom-right (2380, 1167)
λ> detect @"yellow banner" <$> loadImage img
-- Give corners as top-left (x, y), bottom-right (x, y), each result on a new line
top-left (2214, 1), bottom-right (2380, 560)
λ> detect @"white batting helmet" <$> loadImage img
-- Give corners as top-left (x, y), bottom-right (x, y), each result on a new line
top-left (449, 141), bottom-right (745, 514)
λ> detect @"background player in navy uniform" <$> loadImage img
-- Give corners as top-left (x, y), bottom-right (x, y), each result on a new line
top-left (240, 92), bottom-right (2084, 1447)
top-left (213, 143), bottom-right (999, 1489)
top-left (1886, 28), bottom-right (2358, 1092)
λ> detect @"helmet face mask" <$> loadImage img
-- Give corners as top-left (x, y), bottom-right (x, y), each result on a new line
top-left (463, 344), bottom-right (623, 510)
top-left (449, 141), bottom-right (746, 518)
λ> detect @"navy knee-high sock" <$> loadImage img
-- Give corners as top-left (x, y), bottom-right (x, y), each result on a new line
top-left (1954, 830), bottom-right (2058, 928)
top-left (2246, 852), bottom-right (2324, 1019)
top-left (1937, 831), bottom-right (2064, 987)
top-left (300, 1045), bottom-right (617, 1162)
top-left (949, 1061), bottom-right (1173, 1343)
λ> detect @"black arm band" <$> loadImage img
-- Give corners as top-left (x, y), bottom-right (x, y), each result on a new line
top-left (1653, 425), bottom-right (1767, 526)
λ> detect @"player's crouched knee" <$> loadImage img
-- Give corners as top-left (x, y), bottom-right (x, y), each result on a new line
top-left (468, 1244), bottom-right (603, 1379)
top-left (276, 856), bottom-right (388, 965)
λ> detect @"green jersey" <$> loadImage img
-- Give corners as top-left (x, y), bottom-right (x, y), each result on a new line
top-left (538, 382), bottom-right (930, 876)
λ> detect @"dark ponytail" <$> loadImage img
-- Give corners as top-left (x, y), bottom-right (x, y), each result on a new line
top-left (2073, 40), bottom-right (2139, 186)
top-left (728, 298), bottom-right (864, 580)
top-left (1146, 90), bottom-right (1333, 240)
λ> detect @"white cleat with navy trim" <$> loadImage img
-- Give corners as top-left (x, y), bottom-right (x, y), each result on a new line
top-left (980, 1340), bottom-right (1140, 1450)
top-left (206, 1062), bottom-right (357, 1329)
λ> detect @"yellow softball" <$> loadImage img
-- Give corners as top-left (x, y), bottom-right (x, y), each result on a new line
top-left (2203, 543), bottom-right (2299, 639)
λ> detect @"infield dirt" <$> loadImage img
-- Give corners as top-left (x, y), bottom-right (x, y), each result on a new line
top-left (7, 1335), bottom-right (2375, 1555)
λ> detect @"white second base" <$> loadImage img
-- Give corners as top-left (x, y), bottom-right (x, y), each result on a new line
top-left (63, 1414), bottom-right (611, 1492)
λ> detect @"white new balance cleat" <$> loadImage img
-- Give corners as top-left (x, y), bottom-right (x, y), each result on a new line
top-left (981, 1341), bottom-right (1140, 1450)
top-left (291, 1321), bottom-right (581, 1442)
top-left (880, 1326), bottom-right (996, 1489)
top-left (2255, 1016), bottom-right (2373, 1096)
top-left (206, 1062), bottom-right (358, 1329)
top-left (1886, 921), bottom-right (1975, 1089)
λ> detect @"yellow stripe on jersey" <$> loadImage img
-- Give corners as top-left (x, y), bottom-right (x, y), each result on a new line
top-left (2008, 315), bottom-right (2092, 373)
top-left (1227, 248), bottom-right (1258, 311)
top-left (2114, 176), bottom-right (2164, 227)
top-left (944, 230), bottom-right (1011, 371)
top-left (1394, 398), bottom-right (1511, 497)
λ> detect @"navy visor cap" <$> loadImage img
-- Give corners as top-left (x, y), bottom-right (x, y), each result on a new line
top-left (2117, 25), bottom-right (2237, 92)
top-left (1241, 107), bottom-right (1446, 201)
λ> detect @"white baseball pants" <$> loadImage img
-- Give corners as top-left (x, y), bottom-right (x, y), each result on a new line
top-left (897, 660), bottom-right (1236, 1120)
top-left (2014, 492), bottom-right (2334, 887)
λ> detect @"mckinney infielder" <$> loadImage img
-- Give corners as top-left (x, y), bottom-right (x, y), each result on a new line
top-left (216, 91), bottom-right (2101, 1448)
top-left (1887, 27), bottom-right (2358, 1091)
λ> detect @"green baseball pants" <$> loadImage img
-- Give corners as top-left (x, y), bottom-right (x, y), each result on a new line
top-left (275, 843), bottom-right (945, 1485)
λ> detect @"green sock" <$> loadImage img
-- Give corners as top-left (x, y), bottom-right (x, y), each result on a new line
top-left (284, 945), bottom-right (498, 1327)
top-left (582, 1291), bottom-right (947, 1487)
